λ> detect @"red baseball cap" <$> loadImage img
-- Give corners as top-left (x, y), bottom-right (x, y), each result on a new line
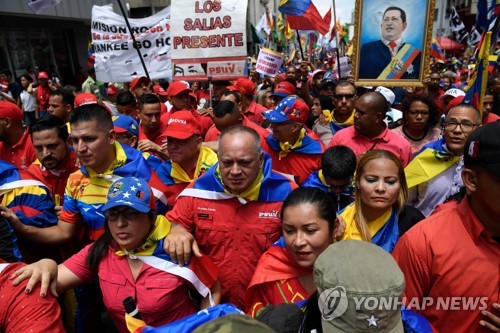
top-left (153, 85), bottom-right (169, 96)
top-left (130, 76), bottom-right (151, 90)
top-left (165, 111), bottom-right (202, 139)
top-left (107, 84), bottom-right (119, 95)
top-left (166, 81), bottom-right (191, 97)
top-left (0, 101), bottom-right (23, 122)
top-left (271, 81), bottom-right (297, 98)
top-left (74, 93), bottom-right (98, 108)
top-left (446, 95), bottom-right (465, 112)
top-left (38, 71), bottom-right (49, 79)
top-left (227, 77), bottom-right (256, 97)
top-left (264, 96), bottom-right (310, 124)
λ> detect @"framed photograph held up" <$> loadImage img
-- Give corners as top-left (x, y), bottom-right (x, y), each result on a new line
top-left (352, 0), bottom-right (436, 87)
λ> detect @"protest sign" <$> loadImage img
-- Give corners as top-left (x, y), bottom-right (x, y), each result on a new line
top-left (334, 56), bottom-right (351, 78)
top-left (255, 48), bottom-right (284, 77)
top-left (91, 4), bottom-right (171, 82)
top-left (170, 0), bottom-right (248, 81)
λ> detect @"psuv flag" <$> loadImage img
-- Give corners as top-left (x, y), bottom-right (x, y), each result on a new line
top-left (279, 0), bottom-right (331, 35)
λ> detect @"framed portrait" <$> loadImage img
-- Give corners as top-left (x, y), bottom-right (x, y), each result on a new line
top-left (352, 0), bottom-right (436, 87)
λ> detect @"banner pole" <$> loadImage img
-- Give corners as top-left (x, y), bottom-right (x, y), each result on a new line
top-left (296, 30), bottom-right (305, 60)
top-left (332, 0), bottom-right (342, 78)
top-left (116, 0), bottom-right (151, 80)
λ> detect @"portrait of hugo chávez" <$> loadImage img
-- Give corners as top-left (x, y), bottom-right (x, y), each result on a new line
top-left (358, 5), bottom-right (423, 80)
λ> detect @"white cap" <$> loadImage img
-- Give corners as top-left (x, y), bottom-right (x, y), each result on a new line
top-left (440, 88), bottom-right (465, 100)
top-left (375, 86), bottom-right (395, 105)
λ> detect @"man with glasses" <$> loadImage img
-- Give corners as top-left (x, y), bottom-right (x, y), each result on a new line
top-left (303, 145), bottom-right (356, 211)
top-left (262, 96), bottom-right (324, 185)
top-left (406, 103), bottom-right (481, 216)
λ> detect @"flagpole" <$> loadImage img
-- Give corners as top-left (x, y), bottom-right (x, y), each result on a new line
top-left (332, 0), bottom-right (342, 78)
top-left (116, 0), bottom-right (151, 80)
top-left (296, 30), bottom-right (305, 60)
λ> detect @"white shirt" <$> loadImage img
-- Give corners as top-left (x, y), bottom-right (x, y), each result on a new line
top-left (20, 90), bottom-right (36, 112)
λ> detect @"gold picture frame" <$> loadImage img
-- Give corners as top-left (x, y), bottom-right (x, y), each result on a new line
top-left (351, 0), bottom-right (436, 87)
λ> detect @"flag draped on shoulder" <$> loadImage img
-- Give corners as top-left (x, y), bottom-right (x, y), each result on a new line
top-left (279, 0), bottom-right (331, 35)
top-left (404, 138), bottom-right (460, 189)
top-left (116, 215), bottom-right (218, 302)
top-left (178, 152), bottom-right (296, 203)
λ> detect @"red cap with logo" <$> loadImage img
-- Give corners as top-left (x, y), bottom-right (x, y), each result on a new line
top-left (107, 84), bottom-right (119, 95)
top-left (153, 85), bottom-right (169, 96)
top-left (227, 77), bottom-right (256, 97)
top-left (74, 93), bottom-right (98, 108)
top-left (166, 81), bottom-right (191, 97)
top-left (38, 71), bottom-right (49, 79)
top-left (130, 76), bottom-right (151, 90)
top-left (271, 81), bottom-right (297, 98)
top-left (165, 110), bottom-right (202, 139)
top-left (0, 101), bottom-right (23, 122)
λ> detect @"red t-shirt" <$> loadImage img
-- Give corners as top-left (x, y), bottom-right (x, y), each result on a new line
top-left (0, 130), bottom-right (37, 170)
top-left (244, 100), bottom-right (267, 125)
top-left (204, 116), bottom-right (270, 142)
top-left (393, 199), bottom-right (500, 333)
top-left (0, 261), bottom-right (64, 332)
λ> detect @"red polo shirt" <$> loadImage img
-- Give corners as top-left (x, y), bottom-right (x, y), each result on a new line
top-left (0, 131), bottom-right (37, 169)
top-left (166, 194), bottom-right (284, 309)
top-left (393, 198), bottom-right (500, 333)
top-left (329, 125), bottom-right (412, 167)
top-left (244, 100), bottom-right (267, 125)
top-left (138, 123), bottom-right (168, 147)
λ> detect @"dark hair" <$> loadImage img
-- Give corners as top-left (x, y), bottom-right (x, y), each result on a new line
top-left (281, 187), bottom-right (337, 232)
top-left (63, 84), bottom-right (80, 95)
top-left (400, 93), bottom-right (439, 129)
top-left (87, 67), bottom-right (95, 75)
top-left (318, 95), bottom-right (334, 111)
top-left (219, 125), bottom-right (261, 155)
top-left (116, 91), bottom-right (137, 106)
top-left (87, 211), bottom-right (155, 271)
top-left (19, 73), bottom-right (33, 84)
top-left (50, 88), bottom-right (75, 108)
top-left (138, 93), bottom-right (160, 109)
top-left (214, 100), bottom-right (239, 118)
top-left (69, 104), bottom-right (113, 132)
top-left (384, 6), bottom-right (406, 23)
top-left (223, 90), bottom-right (242, 104)
top-left (29, 114), bottom-right (69, 141)
top-left (322, 146), bottom-right (357, 180)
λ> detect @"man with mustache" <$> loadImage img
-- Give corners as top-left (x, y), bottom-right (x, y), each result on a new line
top-left (406, 104), bottom-right (481, 216)
top-left (26, 115), bottom-right (78, 208)
top-left (359, 6), bottom-right (421, 79)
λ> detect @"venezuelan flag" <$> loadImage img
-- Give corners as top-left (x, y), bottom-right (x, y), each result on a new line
top-left (488, 54), bottom-right (498, 73)
top-left (464, 32), bottom-right (491, 113)
top-left (279, 0), bottom-right (331, 35)
top-left (431, 38), bottom-right (446, 63)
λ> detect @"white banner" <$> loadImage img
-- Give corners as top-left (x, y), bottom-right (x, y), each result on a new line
top-left (255, 48), bottom-right (284, 77)
top-left (91, 5), bottom-right (171, 83)
top-left (170, 0), bottom-right (248, 60)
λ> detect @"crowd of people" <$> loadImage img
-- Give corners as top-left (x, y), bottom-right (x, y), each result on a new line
top-left (0, 46), bottom-right (499, 333)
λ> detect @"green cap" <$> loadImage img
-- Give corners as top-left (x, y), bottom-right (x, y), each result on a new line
top-left (314, 240), bottom-right (405, 333)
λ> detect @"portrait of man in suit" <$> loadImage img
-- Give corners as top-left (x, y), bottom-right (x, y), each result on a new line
top-left (358, 6), bottom-right (421, 80)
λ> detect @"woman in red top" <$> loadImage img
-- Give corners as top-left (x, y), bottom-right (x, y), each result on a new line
top-left (246, 187), bottom-right (340, 317)
top-left (10, 177), bottom-right (220, 333)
